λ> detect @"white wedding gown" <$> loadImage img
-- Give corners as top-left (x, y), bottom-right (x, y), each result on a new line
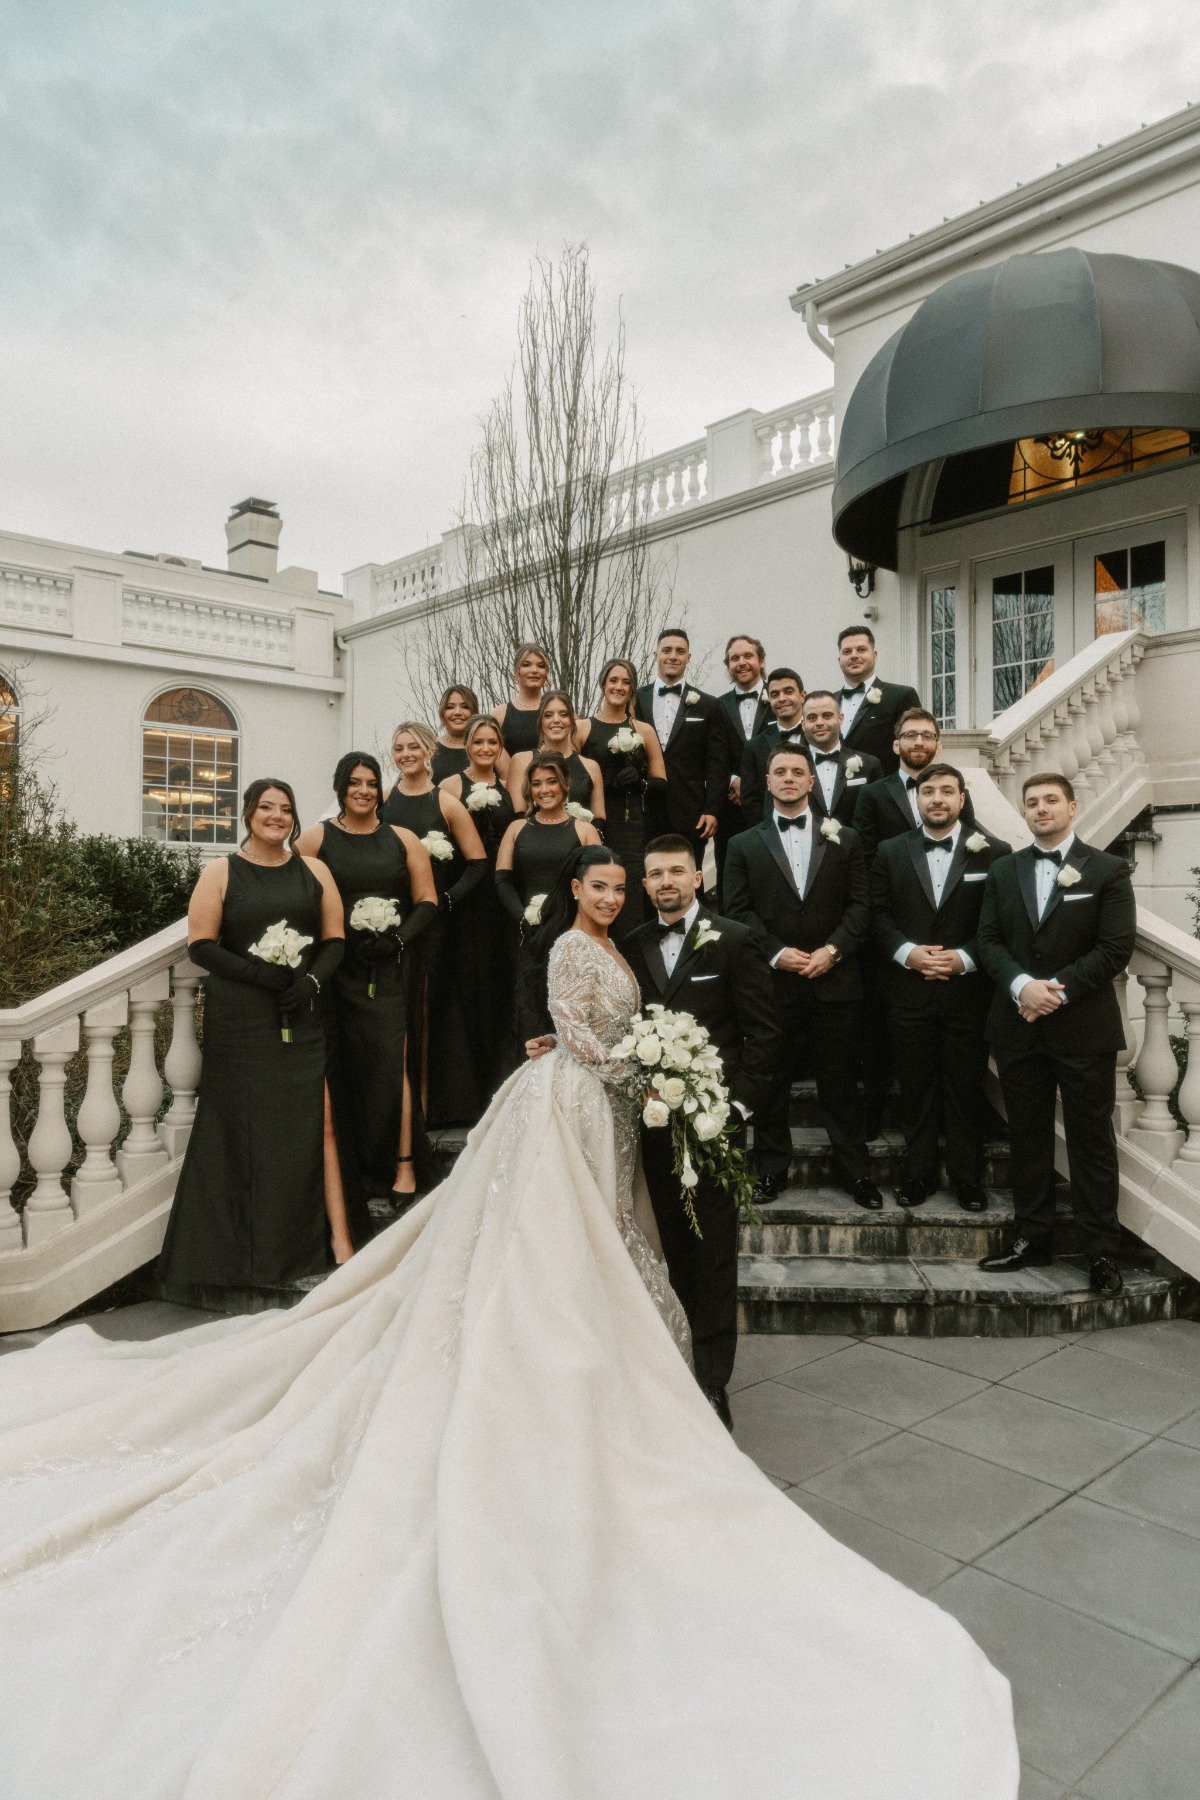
top-left (0, 931), bottom-right (1017, 1800)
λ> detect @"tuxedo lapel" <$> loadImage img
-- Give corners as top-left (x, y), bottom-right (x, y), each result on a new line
top-left (643, 935), bottom-right (669, 995)
top-left (758, 818), bottom-right (799, 897)
top-left (886, 771), bottom-right (915, 832)
top-left (1037, 840), bottom-right (1091, 931)
top-left (905, 833), bottom-right (938, 911)
top-left (664, 696), bottom-right (689, 754)
top-left (937, 831), bottom-right (971, 908)
top-left (663, 907), bottom-right (718, 1001)
top-left (1016, 850), bottom-right (1041, 932)
top-left (802, 827), bottom-right (826, 901)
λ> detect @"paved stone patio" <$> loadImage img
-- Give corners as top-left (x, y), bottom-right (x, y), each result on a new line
top-left (4, 1307), bottom-right (1199, 1796)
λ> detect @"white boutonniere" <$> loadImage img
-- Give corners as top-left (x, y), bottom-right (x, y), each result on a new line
top-left (686, 689), bottom-right (700, 706)
top-left (465, 782), bottom-right (502, 812)
top-left (565, 801), bottom-right (593, 822)
top-left (1056, 864), bottom-right (1082, 889)
top-left (865, 685), bottom-right (883, 705)
top-left (844, 754), bottom-right (863, 778)
top-left (820, 817), bottom-right (842, 843)
top-left (422, 829), bottom-right (454, 862)
top-left (965, 831), bottom-right (989, 854)
top-left (692, 920), bottom-right (722, 952)
top-left (609, 725), bottom-right (641, 755)
top-left (523, 893), bottom-right (547, 925)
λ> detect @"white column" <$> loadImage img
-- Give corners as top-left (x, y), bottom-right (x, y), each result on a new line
top-left (0, 1041), bottom-right (22, 1252)
top-left (159, 962), bottom-right (204, 1157)
top-left (1129, 959), bottom-right (1185, 1163)
top-left (72, 994), bottom-right (128, 1213)
top-left (23, 1018), bottom-right (81, 1246)
top-left (116, 971), bottom-right (170, 1184)
top-left (1112, 971), bottom-right (1142, 1135)
top-left (1173, 997), bottom-right (1200, 1179)
top-left (814, 406), bottom-right (834, 462)
top-left (756, 422), bottom-right (777, 482)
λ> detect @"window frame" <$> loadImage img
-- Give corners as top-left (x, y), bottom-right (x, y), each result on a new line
top-left (141, 684), bottom-right (241, 849)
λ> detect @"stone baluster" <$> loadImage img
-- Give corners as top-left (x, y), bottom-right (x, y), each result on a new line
top-left (1129, 957), bottom-right (1184, 1162)
top-left (1080, 677), bottom-right (1106, 786)
top-left (793, 410), bottom-right (814, 466)
top-left (1112, 971), bottom-right (1142, 1134)
top-left (0, 1041), bottom-right (22, 1251)
top-left (160, 963), bottom-right (204, 1159)
top-left (1122, 646), bottom-right (1146, 764)
top-left (116, 971), bottom-right (170, 1184)
top-left (72, 994), bottom-right (128, 1213)
top-left (814, 406), bottom-right (834, 461)
top-left (1008, 734), bottom-right (1033, 799)
top-left (1107, 656), bottom-right (1132, 772)
top-left (1047, 702), bottom-right (1078, 785)
top-left (1174, 996), bottom-right (1200, 1179)
top-left (677, 460), bottom-right (693, 506)
top-left (1092, 666), bottom-right (1119, 778)
top-left (1066, 693), bottom-right (1094, 797)
top-left (663, 461), bottom-right (680, 510)
top-left (756, 422), bottom-right (777, 482)
top-left (23, 1018), bottom-right (80, 1245)
top-left (991, 746), bottom-right (1018, 809)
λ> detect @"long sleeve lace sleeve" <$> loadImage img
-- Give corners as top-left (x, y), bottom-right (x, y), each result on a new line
top-left (547, 932), bottom-right (635, 1083)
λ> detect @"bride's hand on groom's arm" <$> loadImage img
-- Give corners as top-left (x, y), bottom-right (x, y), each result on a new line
top-left (526, 1035), bottom-right (556, 1060)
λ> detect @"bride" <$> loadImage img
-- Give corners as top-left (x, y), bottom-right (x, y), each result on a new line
top-left (0, 846), bottom-right (1017, 1800)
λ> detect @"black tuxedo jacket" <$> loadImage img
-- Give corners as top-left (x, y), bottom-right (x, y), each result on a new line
top-left (852, 769), bottom-right (976, 864)
top-left (738, 721), bottom-right (807, 827)
top-left (634, 684), bottom-right (726, 836)
top-left (976, 838), bottom-right (1136, 1055)
top-left (722, 816), bottom-right (869, 1004)
top-left (716, 687), bottom-right (772, 826)
top-left (839, 678), bottom-right (921, 775)
top-left (870, 826), bottom-right (1012, 1017)
top-left (623, 906), bottom-right (781, 1115)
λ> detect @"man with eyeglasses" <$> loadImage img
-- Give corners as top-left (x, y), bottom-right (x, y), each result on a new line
top-left (835, 626), bottom-right (920, 776)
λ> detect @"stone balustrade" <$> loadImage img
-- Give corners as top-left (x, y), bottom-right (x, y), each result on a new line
top-left (122, 587), bottom-right (295, 666)
top-left (0, 921), bottom-right (203, 1329)
top-left (372, 545), bottom-right (447, 612)
top-left (0, 562), bottom-right (73, 635)
top-left (754, 396), bottom-right (836, 481)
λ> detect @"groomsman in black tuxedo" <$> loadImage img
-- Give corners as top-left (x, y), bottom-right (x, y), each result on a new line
top-left (723, 744), bottom-right (881, 1209)
top-left (870, 763), bottom-right (1011, 1212)
top-left (976, 774), bottom-right (1136, 1295)
top-left (835, 625), bottom-right (921, 776)
top-left (623, 835), bottom-right (781, 1427)
top-left (798, 689), bottom-right (882, 830)
top-left (714, 634), bottom-right (773, 894)
top-left (634, 627), bottom-right (725, 873)
top-left (739, 666), bottom-right (808, 828)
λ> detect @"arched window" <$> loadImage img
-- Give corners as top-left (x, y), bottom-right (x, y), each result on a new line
top-left (142, 688), bottom-right (240, 846)
top-left (0, 674), bottom-right (17, 766)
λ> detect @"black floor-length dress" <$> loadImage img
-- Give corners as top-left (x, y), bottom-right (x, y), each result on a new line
top-left (379, 785), bottom-right (477, 1127)
top-left (315, 821), bottom-right (415, 1224)
top-left (508, 815), bottom-right (584, 1041)
top-left (158, 854), bottom-right (329, 1293)
top-left (499, 702), bottom-right (541, 757)
top-left (431, 743), bottom-right (470, 785)
top-left (446, 773), bottom-right (518, 1104)
top-left (587, 717), bottom-right (654, 943)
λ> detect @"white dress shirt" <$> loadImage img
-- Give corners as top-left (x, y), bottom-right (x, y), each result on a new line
top-left (735, 685), bottom-right (763, 738)
top-left (656, 898), bottom-right (700, 978)
top-left (899, 766), bottom-right (924, 825)
top-left (840, 683), bottom-right (868, 735)
top-left (893, 821), bottom-right (976, 975)
top-left (767, 809), bottom-right (811, 969)
top-left (1010, 833), bottom-right (1076, 1005)
top-left (811, 740), bottom-right (842, 810)
top-left (652, 682), bottom-right (683, 748)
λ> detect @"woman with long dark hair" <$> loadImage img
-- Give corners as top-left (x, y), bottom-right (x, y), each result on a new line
top-left (490, 641), bottom-right (552, 756)
top-left (158, 777), bottom-right (350, 1299)
top-left (430, 684), bottom-right (480, 786)
top-left (295, 754), bottom-right (438, 1210)
top-left (579, 657), bottom-right (668, 943)
top-left (506, 690), bottom-right (604, 825)
top-left (495, 751), bottom-right (601, 1042)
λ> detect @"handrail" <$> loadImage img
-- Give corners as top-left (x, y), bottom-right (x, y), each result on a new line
top-left (985, 628), bottom-right (1140, 755)
top-left (0, 919), bottom-right (190, 1040)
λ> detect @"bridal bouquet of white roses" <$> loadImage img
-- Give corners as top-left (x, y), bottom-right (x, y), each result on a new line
top-left (348, 895), bottom-right (403, 997)
top-left (611, 1004), bottom-right (758, 1236)
top-left (247, 920), bottom-right (313, 1043)
top-left (422, 829), bottom-right (455, 862)
top-left (465, 783), bottom-right (503, 813)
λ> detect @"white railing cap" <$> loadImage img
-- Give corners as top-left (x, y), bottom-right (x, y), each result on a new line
top-left (1135, 908), bottom-right (1200, 989)
top-left (987, 628), bottom-right (1141, 752)
top-left (0, 919), bottom-right (190, 1041)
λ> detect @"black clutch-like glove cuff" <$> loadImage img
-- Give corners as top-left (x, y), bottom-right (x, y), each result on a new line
top-left (494, 870), bottom-right (526, 925)
top-left (446, 857), bottom-right (488, 910)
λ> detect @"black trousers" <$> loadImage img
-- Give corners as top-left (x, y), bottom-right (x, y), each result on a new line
top-left (858, 946), bottom-right (890, 1135)
top-left (995, 1041), bottom-right (1121, 1260)
top-left (891, 990), bottom-right (990, 1186)
top-left (754, 981), bottom-right (869, 1187)
top-left (714, 800), bottom-right (746, 904)
top-left (642, 1117), bottom-right (742, 1392)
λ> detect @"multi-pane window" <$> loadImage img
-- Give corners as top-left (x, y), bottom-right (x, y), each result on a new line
top-left (992, 566), bottom-right (1054, 712)
top-left (929, 585), bottom-right (957, 728)
top-left (1095, 539), bottom-right (1166, 636)
top-left (0, 674), bottom-right (17, 765)
top-left (142, 688), bottom-right (239, 846)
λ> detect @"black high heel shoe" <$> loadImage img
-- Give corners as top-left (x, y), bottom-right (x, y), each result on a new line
top-left (390, 1156), bottom-right (418, 1208)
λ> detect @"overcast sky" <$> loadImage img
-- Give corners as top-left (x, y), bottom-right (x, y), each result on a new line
top-left (5, 2), bottom-right (1200, 590)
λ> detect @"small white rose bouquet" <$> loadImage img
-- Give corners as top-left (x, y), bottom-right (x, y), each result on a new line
top-left (348, 894), bottom-right (403, 998)
top-left (609, 725), bottom-right (642, 755)
top-left (524, 893), bottom-right (547, 926)
top-left (692, 919), bottom-right (722, 952)
top-left (247, 919), bottom-right (313, 1043)
top-left (465, 783), bottom-right (502, 813)
top-left (610, 1003), bottom-right (758, 1235)
top-left (820, 816), bottom-right (842, 843)
top-left (422, 829), bottom-right (454, 862)
top-left (866, 684), bottom-right (884, 705)
top-left (965, 831), bottom-right (989, 854)
top-left (844, 753), bottom-right (863, 778)
top-left (1056, 864), bottom-right (1082, 889)
top-left (566, 801), bottom-right (594, 822)
top-left (686, 688), bottom-right (700, 705)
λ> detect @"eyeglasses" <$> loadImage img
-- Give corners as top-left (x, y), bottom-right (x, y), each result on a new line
top-left (898, 731), bottom-right (939, 744)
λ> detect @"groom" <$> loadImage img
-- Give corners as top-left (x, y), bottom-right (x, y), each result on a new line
top-left (623, 835), bottom-right (781, 1427)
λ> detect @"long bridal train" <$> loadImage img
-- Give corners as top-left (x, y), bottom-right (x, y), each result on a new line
top-left (0, 988), bottom-right (1016, 1798)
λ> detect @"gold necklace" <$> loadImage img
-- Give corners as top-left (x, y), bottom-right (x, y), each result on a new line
top-left (240, 846), bottom-right (290, 867)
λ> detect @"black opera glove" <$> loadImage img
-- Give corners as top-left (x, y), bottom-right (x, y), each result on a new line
top-left (444, 858), bottom-right (489, 912)
top-left (494, 869), bottom-right (527, 925)
top-left (611, 759), bottom-right (644, 793)
top-left (187, 940), bottom-right (291, 993)
top-left (279, 937), bottom-right (347, 1014)
top-left (396, 900), bottom-right (438, 947)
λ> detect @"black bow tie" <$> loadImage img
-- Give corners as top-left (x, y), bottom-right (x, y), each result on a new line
top-left (922, 836), bottom-right (953, 854)
top-left (654, 918), bottom-right (685, 937)
top-left (905, 776), bottom-right (920, 790)
top-left (842, 684), bottom-right (865, 697)
top-left (1033, 846), bottom-right (1063, 863)
top-left (658, 683), bottom-right (683, 698)
top-left (738, 689), bottom-right (761, 703)
top-left (776, 813), bottom-right (807, 832)
top-left (813, 752), bottom-right (839, 765)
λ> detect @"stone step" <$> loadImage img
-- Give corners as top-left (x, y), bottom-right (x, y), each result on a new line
top-left (783, 1127), bottom-right (1011, 1190)
top-left (740, 1186), bottom-right (1079, 1262)
top-left (737, 1254), bottom-right (1194, 1338)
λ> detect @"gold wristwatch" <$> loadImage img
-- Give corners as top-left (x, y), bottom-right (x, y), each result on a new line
top-left (825, 943), bottom-right (842, 965)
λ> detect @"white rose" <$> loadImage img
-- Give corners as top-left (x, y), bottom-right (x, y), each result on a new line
top-left (1056, 864), bottom-right (1082, 889)
top-left (866, 685), bottom-right (883, 705)
top-left (566, 801), bottom-right (593, 821)
top-left (611, 727), bottom-right (641, 754)
top-left (844, 754), bottom-right (863, 778)
top-left (965, 831), bottom-right (989, 854)
top-left (642, 1098), bottom-right (670, 1129)
top-left (820, 816), bottom-right (842, 842)
top-left (662, 1077), bottom-right (687, 1108)
top-left (686, 689), bottom-right (700, 705)
top-left (636, 1035), bottom-right (662, 1066)
top-left (523, 894), bottom-right (546, 925)
top-left (422, 830), bottom-right (454, 862)
top-left (693, 1112), bottom-right (722, 1141)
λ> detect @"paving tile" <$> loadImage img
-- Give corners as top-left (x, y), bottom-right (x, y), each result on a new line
top-left (728, 1332), bottom-right (856, 1392)
top-left (1078, 1666), bottom-right (1200, 1800)
top-left (914, 1385), bottom-right (1147, 1490)
top-left (731, 1379), bottom-right (895, 1484)
top-left (82, 1301), bottom-right (221, 1340)
top-left (1164, 1405), bottom-right (1200, 1449)
top-left (929, 1568), bottom-right (1186, 1786)
top-left (776, 1339), bottom-right (988, 1426)
top-left (1078, 1319), bottom-right (1200, 1379)
top-left (787, 1489), bottom-right (962, 1594)
top-left (1083, 1439), bottom-right (1200, 1540)
top-left (1018, 1767), bottom-right (1064, 1800)
top-left (800, 1432), bottom-right (1064, 1561)
top-left (866, 1334), bottom-right (1065, 1381)
top-left (1003, 1340), bottom-right (1200, 1432)
top-left (979, 1497), bottom-right (1200, 1659)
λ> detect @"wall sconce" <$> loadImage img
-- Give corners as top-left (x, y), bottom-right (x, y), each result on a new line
top-left (847, 555), bottom-right (876, 600)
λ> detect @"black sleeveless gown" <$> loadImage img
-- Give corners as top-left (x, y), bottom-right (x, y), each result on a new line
top-left (500, 702), bottom-right (541, 756)
top-left (511, 815), bottom-right (584, 1041)
top-left (587, 718), bottom-right (652, 943)
top-left (447, 774), bottom-right (518, 1105)
top-left (316, 821), bottom-right (412, 1224)
top-left (158, 854), bottom-right (328, 1294)
top-left (431, 743), bottom-right (470, 785)
top-left (379, 785), bottom-right (477, 1127)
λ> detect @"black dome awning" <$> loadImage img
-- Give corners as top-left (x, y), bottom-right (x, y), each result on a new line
top-left (832, 249), bottom-right (1200, 569)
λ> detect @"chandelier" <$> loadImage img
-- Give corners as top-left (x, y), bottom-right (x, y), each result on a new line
top-left (1032, 430), bottom-right (1106, 478)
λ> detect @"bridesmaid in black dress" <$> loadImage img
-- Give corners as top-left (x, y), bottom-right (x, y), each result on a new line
top-left (430, 684), bottom-right (478, 786)
top-left (380, 721), bottom-right (488, 1127)
top-left (491, 641), bottom-right (551, 757)
top-left (158, 777), bottom-right (350, 1301)
top-left (506, 691), bottom-right (605, 827)
top-left (495, 751), bottom-right (602, 1042)
top-left (294, 753), bottom-right (437, 1209)
top-left (438, 713), bottom-right (519, 1105)
top-left (579, 658), bottom-right (669, 945)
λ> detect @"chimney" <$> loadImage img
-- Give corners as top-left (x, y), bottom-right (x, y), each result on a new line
top-left (226, 497), bottom-right (281, 580)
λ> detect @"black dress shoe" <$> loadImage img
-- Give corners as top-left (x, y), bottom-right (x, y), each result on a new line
top-left (703, 1386), bottom-right (734, 1431)
top-left (1090, 1255), bottom-right (1124, 1296)
top-left (956, 1182), bottom-right (989, 1213)
top-left (755, 1172), bottom-right (783, 1201)
top-left (895, 1177), bottom-right (931, 1209)
top-left (850, 1177), bottom-right (884, 1211)
top-left (978, 1236), bottom-right (1053, 1272)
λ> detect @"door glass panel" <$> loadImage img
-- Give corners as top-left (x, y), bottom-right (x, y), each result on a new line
top-left (992, 566), bottom-right (1054, 712)
top-left (929, 584), bottom-right (957, 728)
top-left (1094, 539), bottom-right (1166, 636)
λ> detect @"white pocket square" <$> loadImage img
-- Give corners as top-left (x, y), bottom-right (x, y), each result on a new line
top-left (963, 873), bottom-right (986, 882)
top-left (689, 973), bottom-right (719, 981)
top-left (846, 777), bottom-right (866, 786)
top-left (1062, 893), bottom-right (1094, 902)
